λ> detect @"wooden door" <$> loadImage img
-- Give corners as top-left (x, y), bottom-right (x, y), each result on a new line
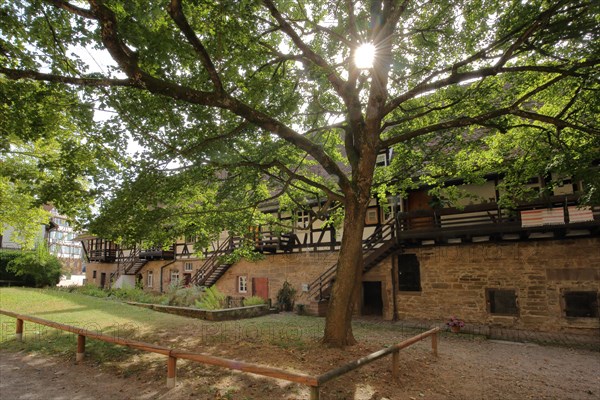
top-left (407, 190), bottom-right (434, 229)
top-left (252, 277), bottom-right (269, 300)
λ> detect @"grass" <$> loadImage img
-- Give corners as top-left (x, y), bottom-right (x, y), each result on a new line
top-left (0, 287), bottom-right (437, 362)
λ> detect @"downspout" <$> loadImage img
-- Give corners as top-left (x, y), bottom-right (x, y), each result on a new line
top-left (160, 259), bottom-right (177, 293)
top-left (391, 253), bottom-right (398, 322)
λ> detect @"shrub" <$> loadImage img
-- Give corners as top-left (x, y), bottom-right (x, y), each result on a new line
top-left (109, 286), bottom-right (158, 304)
top-left (276, 281), bottom-right (296, 311)
top-left (243, 296), bottom-right (266, 306)
top-left (195, 286), bottom-right (226, 310)
top-left (6, 245), bottom-right (62, 287)
top-left (76, 283), bottom-right (110, 298)
top-left (161, 282), bottom-right (202, 306)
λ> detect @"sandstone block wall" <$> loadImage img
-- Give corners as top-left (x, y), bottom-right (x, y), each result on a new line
top-left (396, 238), bottom-right (600, 333)
top-left (214, 252), bottom-right (338, 307)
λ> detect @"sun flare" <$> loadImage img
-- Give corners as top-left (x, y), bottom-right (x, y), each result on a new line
top-left (354, 43), bottom-right (376, 69)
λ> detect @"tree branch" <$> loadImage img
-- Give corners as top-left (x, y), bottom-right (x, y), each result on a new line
top-left (510, 110), bottom-right (600, 136)
top-left (46, 0), bottom-right (95, 19)
top-left (167, 0), bottom-right (224, 93)
top-left (384, 61), bottom-right (598, 115)
top-left (0, 67), bottom-right (135, 87)
top-left (261, 0), bottom-right (349, 103)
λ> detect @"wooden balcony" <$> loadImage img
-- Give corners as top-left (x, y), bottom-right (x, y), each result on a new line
top-left (397, 196), bottom-right (600, 245)
top-left (139, 246), bottom-right (175, 260)
top-left (87, 249), bottom-right (117, 263)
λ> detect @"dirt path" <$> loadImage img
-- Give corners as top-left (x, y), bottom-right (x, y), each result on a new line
top-left (1, 335), bottom-right (599, 400)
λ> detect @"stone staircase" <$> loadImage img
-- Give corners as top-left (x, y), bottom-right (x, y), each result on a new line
top-left (305, 219), bottom-right (399, 315)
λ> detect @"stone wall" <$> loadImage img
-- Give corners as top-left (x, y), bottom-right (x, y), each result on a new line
top-left (214, 251), bottom-right (338, 308)
top-left (395, 238), bottom-right (600, 334)
top-left (86, 237), bottom-right (599, 335)
top-left (85, 263), bottom-right (116, 288)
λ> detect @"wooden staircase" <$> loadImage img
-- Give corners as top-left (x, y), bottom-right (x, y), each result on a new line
top-left (190, 237), bottom-right (237, 287)
top-left (109, 247), bottom-right (147, 287)
top-left (306, 219), bottom-right (399, 303)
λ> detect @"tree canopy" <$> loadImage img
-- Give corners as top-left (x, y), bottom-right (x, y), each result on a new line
top-left (1, 0), bottom-right (598, 345)
top-left (1, 78), bottom-right (121, 248)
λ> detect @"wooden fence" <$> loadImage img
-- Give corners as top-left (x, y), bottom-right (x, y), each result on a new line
top-left (0, 309), bottom-right (439, 399)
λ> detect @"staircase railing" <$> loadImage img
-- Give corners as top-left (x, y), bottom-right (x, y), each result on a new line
top-left (110, 246), bottom-right (141, 287)
top-left (191, 237), bottom-right (236, 286)
top-left (307, 218), bottom-right (397, 301)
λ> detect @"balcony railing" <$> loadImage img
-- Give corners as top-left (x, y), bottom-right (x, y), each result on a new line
top-left (139, 246), bottom-right (175, 260)
top-left (396, 195), bottom-right (600, 242)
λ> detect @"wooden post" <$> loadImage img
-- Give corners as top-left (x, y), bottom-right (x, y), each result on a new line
top-left (16, 318), bottom-right (23, 341)
top-left (431, 332), bottom-right (438, 357)
top-left (309, 386), bottom-right (320, 400)
top-left (392, 349), bottom-right (400, 380)
top-left (77, 334), bottom-right (86, 363)
top-left (167, 355), bottom-right (177, 388)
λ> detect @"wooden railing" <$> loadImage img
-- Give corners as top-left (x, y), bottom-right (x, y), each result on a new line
top-left (0, 309), bottom-right (440, 400)
top-left (307, 218), bottom-right (397, 301)
top-left (191, 237), bottom-right (236, 286)
top-left (87, 248), bottom-right (117, 262)
top-left (396, 196), bottom-right (600, 239)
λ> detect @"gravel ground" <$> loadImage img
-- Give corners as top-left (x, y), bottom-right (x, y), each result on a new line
top-left (1, 332), bottom-right (598, 400)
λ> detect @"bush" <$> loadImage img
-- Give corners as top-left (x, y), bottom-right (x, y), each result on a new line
top-left (195, 286), bottom-right (226, 310)
top-left (161, 284), bottom-right (202, 307)
top-left (109, 286), bottom-right (158, 304)
top-left (243, 296), bottom-right (266, 306)
top-left (276, 281), bottom-right (296, 311)
top-left (0, 249), bottom-right (26, 284)
top-left (6, 245), bottom-right (62, 287)
top-left (75, 283), bottom-right (110, 298)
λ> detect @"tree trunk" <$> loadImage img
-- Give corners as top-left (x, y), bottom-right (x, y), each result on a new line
top-left (322, 196), bottom-right (369, 347)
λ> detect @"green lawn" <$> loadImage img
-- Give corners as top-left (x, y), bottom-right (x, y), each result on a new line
top-left (0, 287), bottom-right (425, 363)
top-left (0, 288), bottom-right (327, 357)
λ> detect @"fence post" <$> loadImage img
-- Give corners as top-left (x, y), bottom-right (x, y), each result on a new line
top-left (310, 385), bottom-right (320, 400)
top-left (16, 318), bottom-right (23, 341)
top-left (392, 349), bottom-right (400, 379)
top-left (167, 355), bottom-right (177, 388)
top-left (431, 331), bottom-right (438, 357)
top-left (77, 334), bottom-right (86, 363)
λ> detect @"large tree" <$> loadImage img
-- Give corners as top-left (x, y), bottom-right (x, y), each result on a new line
top-left (1, 0), bottom-right (598, 346)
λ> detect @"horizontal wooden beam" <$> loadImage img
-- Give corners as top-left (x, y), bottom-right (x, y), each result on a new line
top-left (0, 309), bottom-right (172, 356)
top-left (0, 309), bottom-right (440, 396)
top-left (172, 350), bottom-right (318, 386)
top-left (317, 327), bottom-right (440, 385)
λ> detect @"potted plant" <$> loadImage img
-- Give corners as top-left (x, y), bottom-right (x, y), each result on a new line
top-left (446, 316), bottom-right (465, 333)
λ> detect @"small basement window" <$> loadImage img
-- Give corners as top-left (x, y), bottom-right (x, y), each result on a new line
top-left (564, 291), bottom-right (599, 318)
top-left (397, 254), bottom-right (421, 292)
top-left (487, 289), bottom-right (519, 316)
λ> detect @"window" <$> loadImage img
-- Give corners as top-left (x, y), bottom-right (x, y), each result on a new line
top-left (564, 291), bottom-right (598, 318)
top-left (92, 270), bottom-right (97, 279)
top-left (238, 276), bottom-right (248, 293)
top-left (184, 262), bottom-right (194, 272)
top-left (147, 271), bottom-right (153, 288)
top-left (397, 254), bottom-right (421, 292)
top-left (375, 152), bottom-right (388, 167)
top-left (170, 270), bottom-right (180, 285)
top-left (365, 208), bottom-right (379, 225)
top-left (487, 289), bottom-right (519, 316)
top-left (296, 211), bottom-right (310, 229)
top-left (185, 235), bottom-right (197, 243)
